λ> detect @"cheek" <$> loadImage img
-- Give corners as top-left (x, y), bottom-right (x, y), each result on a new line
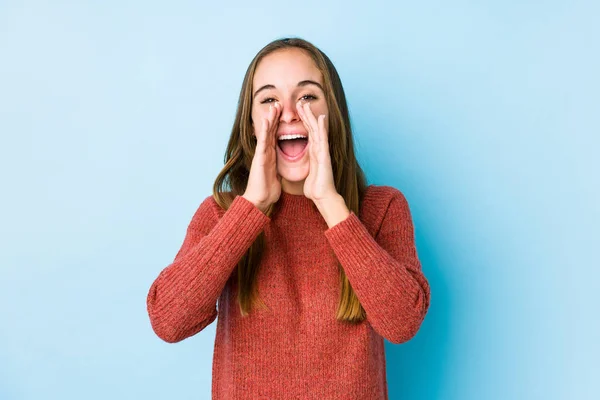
top-left (312, 101), bottom-right (328, 117)
top-left (251, 104), bottom-right (270, 123)
top-left (250, 109), bottom-right (262, 131)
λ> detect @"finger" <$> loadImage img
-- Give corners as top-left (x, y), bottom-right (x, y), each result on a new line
top-left (301, 102), bottom-right (319, 148)
top-left (258, 105), bottom-right (275, 146)
top-left (299, 108), bottom-right (318, 165)
top-left (254, 104), bottom-right (273, 138)
top-left (296, 101), bottom-right (314, 142)
top-left (269, 102), bottom-right (282, 147)
top-left (302, 102), bottom-right (319, 135)
top-left (258, 117), bottom-right (269, 148)
top-left (318, 114), bottom-right (327, 144)
top-left (308, 132), bottom-right (318, 164)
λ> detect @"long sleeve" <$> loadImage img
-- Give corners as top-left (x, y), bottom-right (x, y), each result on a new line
top-left (146, 195), bottom-right (271, 343)
top-left (323, 188), bottom-right (430, 344)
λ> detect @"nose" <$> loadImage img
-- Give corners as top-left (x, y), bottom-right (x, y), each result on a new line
top-left (278, 100), bottom-right (300, 124)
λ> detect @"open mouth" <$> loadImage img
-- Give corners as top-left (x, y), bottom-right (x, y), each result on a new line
top-left (277, 137), bottom-right (308, 158)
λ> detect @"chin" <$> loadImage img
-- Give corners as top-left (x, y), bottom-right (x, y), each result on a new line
top-left (277, 164), bottom-right (309, 182)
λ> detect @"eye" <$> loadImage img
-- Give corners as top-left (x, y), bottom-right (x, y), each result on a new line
top-left (300, 93), bottom-right (318, 101)
top-left (259, 93), bottom-right (318, 105)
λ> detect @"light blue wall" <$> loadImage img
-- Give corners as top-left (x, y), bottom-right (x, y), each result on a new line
top-left (1, 1), bottom-right (597, 399)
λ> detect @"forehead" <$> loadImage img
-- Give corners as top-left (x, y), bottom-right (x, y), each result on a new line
top-left (253, 48), bottom-right (323, 88)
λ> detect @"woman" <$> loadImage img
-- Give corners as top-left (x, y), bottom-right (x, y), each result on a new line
top-left (146, 37), bottom-right (431, 399)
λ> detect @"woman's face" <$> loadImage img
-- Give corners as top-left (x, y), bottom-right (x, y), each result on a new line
top-left (251, 48), bottom-right (329, 195)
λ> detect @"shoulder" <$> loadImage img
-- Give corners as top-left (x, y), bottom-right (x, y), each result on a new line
top-left (188, 192), bottom-right (228, 230)
top-left (360, 184), bottom-right (413, 233)
top-left (362, 184), bottom-right (410, 214)
top-left (195, 190), bottom-right (239, 219)
top-left (197, 193), bottom-right (219, 213)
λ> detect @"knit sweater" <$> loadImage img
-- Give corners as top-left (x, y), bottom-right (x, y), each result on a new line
top-left (146, 184), bottom-right (431, 399)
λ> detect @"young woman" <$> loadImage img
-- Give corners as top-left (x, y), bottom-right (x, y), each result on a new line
top-left (147, 37), bottom-right (431, 399)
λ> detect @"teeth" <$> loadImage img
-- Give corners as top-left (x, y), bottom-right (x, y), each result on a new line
top-left (278, 134), bottom-right (307, 141)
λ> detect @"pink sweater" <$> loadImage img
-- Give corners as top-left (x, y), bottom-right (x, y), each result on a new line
top-left (147, 184), bottom-right (430, 399)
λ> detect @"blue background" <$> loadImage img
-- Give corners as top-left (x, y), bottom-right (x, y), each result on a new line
top-left (1, 1), bottom-right (598, 399)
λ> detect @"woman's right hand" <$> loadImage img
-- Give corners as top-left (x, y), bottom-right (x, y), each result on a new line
top-left (242, 102), bottom-right (282, 213)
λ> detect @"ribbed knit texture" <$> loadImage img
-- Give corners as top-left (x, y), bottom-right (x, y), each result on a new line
top-left (147, 184), bottom-right (431, 399)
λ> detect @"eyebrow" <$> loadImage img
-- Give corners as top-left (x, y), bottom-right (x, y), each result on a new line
top-left (253, 80), bottom-right (324, 98)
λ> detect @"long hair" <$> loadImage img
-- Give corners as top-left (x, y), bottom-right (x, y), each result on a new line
top-left (212, 37), bottom-right (368, 323)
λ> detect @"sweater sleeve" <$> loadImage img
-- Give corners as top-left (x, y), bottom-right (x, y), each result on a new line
top-left (323, 189), bottom-right (430, 344)
top-left (147, 195), bottom-right (271, 343)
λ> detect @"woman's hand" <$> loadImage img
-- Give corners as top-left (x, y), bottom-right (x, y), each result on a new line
top-left (243, 102), bottom-right (283, 213)
top-left (297, 101), bottom-right (338, 204)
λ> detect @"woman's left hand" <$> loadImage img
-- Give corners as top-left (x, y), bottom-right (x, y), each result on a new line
top-left (297, 101), bottom-right (339, 204)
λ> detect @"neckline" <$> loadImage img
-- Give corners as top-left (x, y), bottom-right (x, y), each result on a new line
top-left (275, 190), bottom-right (318, 216)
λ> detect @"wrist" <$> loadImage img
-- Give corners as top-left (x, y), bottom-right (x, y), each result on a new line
top-left (242, 194), bottom-right (268, 213)
top-left (316, 194), bottom-right (350, 228)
